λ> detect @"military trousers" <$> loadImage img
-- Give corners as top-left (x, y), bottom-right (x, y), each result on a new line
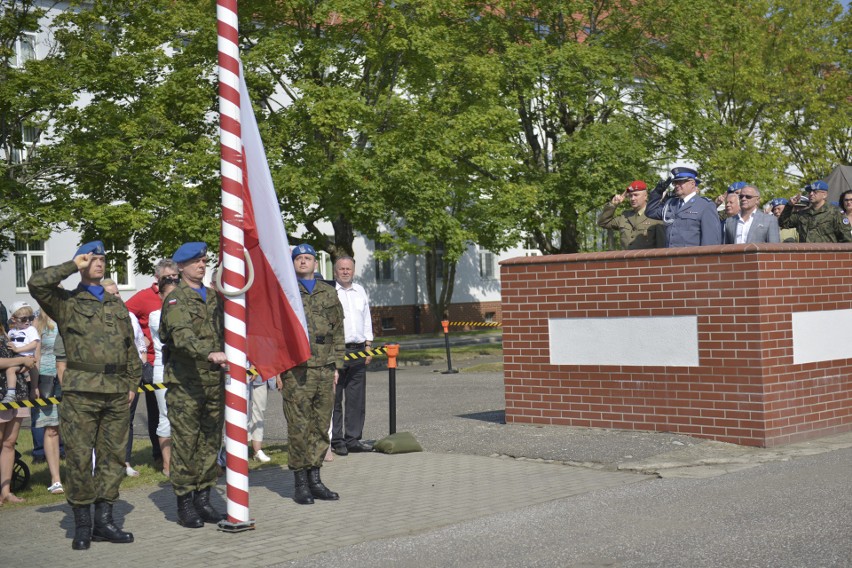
top-left (166, 380), bottom-right (224, 496)
top-left (281, 365), bottom-right (335, 471)
top-left (59, 391), bottom-right (130, 506)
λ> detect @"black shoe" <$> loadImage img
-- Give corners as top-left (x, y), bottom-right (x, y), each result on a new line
top-left (307, 467), bottom-right (339, 500)
top-left (176, 493), bottom-right (204, 528)
top-left (92, 502), bottom-right (134, 543)
top-left (72, 505), bottom-right (92, 550)
top-left (31, 455), bottom-right (46, 465)
top-left (331, 443), bottom-right (349, 456)
top-left (292, 470), bottom-right (314, 505)
top-left (193, 488), bottom-right (225, 524)
top-left (346, 441), bottom-right (373, 453)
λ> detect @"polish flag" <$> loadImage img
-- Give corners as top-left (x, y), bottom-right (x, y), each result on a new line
top-left (238, 69), bottom-right (311, 377)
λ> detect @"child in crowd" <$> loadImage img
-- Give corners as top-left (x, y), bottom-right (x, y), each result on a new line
top-left (2, 302), bottom-right (40, 404)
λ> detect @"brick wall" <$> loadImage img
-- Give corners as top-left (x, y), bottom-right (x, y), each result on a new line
top-left (371, 301), bottom-right (502, 336)
top-left (501, 243), bottom-right (852, 447)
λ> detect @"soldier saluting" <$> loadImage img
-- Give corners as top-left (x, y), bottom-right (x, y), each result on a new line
top-left (29, 241), bottom-right (139, 550)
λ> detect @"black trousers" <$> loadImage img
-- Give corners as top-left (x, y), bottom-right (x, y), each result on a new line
top-left (331, 358), bottom-right (367, 447)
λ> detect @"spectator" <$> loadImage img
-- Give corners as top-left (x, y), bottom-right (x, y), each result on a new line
top-left (840, 190), bottom-right (852, 226)
top-left (596, 180), bottom-right (666, 250)
top-left (0, 300), bottom-right (7, 333)
top-left (778, 181), bottom-right (852, 243)
top-left (717, 181), bottom-right (743, 220)
top-left (277, 244), bottom-right (344, 505)
top-left (331, 256), bottom-right (374, 456)
top-left (102, 279), bottom-right (147, 478)
top-left (248, 367), bottom-right (274, 463)
top-left (148, 274), bottom-right (180, 477)
top-left (4, 301), bottom-right (41, 404)
top-left (0, 330), bottom-right (36, 505)
top-left (126, 259), bottom-right (179, 469)
top-left (723, 185), bottom-right (780, 244)
top-left (646, 166), bottom-right (722, 247)
top-left (33, 310), bottom-right (64, 494)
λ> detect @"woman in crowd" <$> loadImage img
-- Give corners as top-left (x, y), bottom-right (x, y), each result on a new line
top-left (840, 189), bottom-right (852, 226)
top-left (35, 311), bottom-right (64, 494)
top-left (148, 274), bottom-right (180, 477)
top-left (0, 327), bottom-right (37, 504)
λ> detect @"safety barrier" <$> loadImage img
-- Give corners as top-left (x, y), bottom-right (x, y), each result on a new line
top-left (446, 321), bottom-right (502, 328)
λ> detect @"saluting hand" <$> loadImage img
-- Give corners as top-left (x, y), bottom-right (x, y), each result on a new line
top-left (611, 192), bottom-right (626, 206)
top-left (74, 252), bottom-right (93, 271)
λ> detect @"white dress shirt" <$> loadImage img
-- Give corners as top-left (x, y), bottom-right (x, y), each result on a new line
top-left (335, 281), bottom-right (374, 344)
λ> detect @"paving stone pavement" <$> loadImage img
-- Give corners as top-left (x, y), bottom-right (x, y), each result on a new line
top-left (3, 451), bottom-right (646, 568)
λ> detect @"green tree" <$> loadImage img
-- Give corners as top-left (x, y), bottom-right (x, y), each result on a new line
top-left (638, 0), bottom-right (849, 196)
top-left (0, 0), bottom-right (77, 255)
top-left (477, 0), bottom-right (659, 254)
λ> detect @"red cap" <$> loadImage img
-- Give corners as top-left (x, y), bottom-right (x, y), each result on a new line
top-left (627, 180), bottom-right (647, 193)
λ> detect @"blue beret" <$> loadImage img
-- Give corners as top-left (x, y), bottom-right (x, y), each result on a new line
top-left (172, 242), bottom-right (208, 263)
top-left (769, 198), bottom-right (789, 208)
top-left (74, 240), bottom-right (106, 258)
top-left (292, 243), bottom-right (317, 260)
top-left (805, 180), bottom-right (828, 192)
top-left (671, 166), bottom-right (701, 185)
top-left (727, 182), bottom-right (748, 193)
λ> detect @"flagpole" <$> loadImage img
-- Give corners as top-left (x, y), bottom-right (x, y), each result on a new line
top-left (217, 0), bottom-right (254, 531)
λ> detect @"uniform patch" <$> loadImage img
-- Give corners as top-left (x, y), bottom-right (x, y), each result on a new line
top-left (168, 299), bottom-right (178, 305)
top-left (844, 218), bottom-right (849, 225)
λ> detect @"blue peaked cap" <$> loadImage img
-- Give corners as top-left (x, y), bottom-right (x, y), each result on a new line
top-left (74, 240), bottom-right (106, 258)
top-left (769, 198), bottom-right (789, 208)
top-left (172, 242), bottom-right (208, 263)
top-left (727, 182), bottom-right (748, 193)
top-left (671, 166), bottom-right (701, 185)
top-left (805, 180), bottom-right (829, 192)
top-left (292, 243), bottom-right (317, 260)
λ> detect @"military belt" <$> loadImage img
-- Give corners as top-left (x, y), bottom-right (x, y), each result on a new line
top-left (169, 358), bottom-right (223, 372)
top-left (67, 361), bottom-right (127, 374)
top-left (345, 342), bottom-right (366, 350)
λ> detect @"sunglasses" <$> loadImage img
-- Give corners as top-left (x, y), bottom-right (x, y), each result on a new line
top-left (159, 276), bottom-right (180, 286)
top-left (14, 315), bottom-right (35, 323)
top-left (739, 195), bottom-right (758, 200)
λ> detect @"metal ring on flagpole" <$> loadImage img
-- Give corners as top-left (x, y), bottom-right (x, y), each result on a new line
top-left (216, 248), bottom-right (255, 296)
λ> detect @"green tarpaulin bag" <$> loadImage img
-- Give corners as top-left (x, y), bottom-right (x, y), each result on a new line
top-left (372, 432), bottom-right (423, 454)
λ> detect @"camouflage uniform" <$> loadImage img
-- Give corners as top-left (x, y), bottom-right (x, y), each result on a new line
top-left (281, 280), bottom-right (344, 471)
top-left (28, 261), bottom-right (140, 507)
top-left (778, 204), bottom-right (852, 243)
top-left (159, 280), bottom-right (224, 497)
top-left (597, 204), bottom-right (666, 249)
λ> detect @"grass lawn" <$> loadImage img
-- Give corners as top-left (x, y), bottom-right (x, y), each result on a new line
top-left (6, 432), bottom-right (289, 510)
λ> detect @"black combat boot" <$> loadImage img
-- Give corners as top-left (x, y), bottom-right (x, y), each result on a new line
top-left (307, 467), bottom-right (339, 500)
top-left (92, 502), bottom-right (134, 543)
top-left (193, 488), bottom-right (225, 524)
top-left (72, 505), bottom-right (92, 550)
top-left (176, 493), bottom-right (204, 528)
top-left (292, 469), bottom-right (314, 505)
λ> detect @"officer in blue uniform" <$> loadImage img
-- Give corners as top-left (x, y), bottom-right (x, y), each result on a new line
top-left (646, 166), bottom-right (722, 247)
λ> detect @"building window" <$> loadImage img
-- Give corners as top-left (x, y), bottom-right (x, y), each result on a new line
top-left (106, 243), bottom-right (134, 289)
top-left (317, 250), bottom-right (332, 280)
top-left (478, 250), bottom-right (495, 279)
top-left (13, 32), bottom-right (36, 67)
top-left (381, 317), bottom-right (396, 331)
top-left (374, 241), bottom-right (394, 282)
top-left (484, 312), bottom-right (496, 323)
top-left (11, 124), bottom-right (39, 164)
top-left (15, 238), bottom-right (45, 290)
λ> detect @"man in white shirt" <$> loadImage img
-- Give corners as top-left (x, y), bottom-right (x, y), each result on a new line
top-left (723, 184), bottom-right (780, 244)
top-left (331, 256), bottom-right (374, 455)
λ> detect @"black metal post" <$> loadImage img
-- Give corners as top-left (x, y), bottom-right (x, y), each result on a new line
top-left (441, 320), bottom-right (458, 374)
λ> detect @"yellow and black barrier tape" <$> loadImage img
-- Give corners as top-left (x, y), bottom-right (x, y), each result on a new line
top-left (344, 346), bottom-right (389, 361)
top-left (447, 321), bottom-right (502, 327)
top-left (0, 396), bottom-right (62, 411)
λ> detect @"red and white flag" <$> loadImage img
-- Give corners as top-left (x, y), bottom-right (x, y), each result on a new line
top-left (238, 69), bottom-right (311, 377)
